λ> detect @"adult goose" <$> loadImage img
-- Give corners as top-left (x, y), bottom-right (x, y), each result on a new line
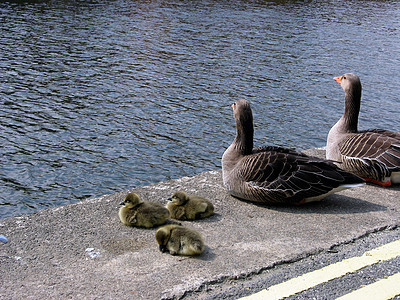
top-left (326, 73), bottom-right (400, 186)
top-left (221, 99), bottom-right (365, 205)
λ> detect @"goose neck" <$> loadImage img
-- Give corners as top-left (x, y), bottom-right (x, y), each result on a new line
top-left (235, 118), bottom-right (254, 154)
top-left (342, 87), bottom-right (361, 132)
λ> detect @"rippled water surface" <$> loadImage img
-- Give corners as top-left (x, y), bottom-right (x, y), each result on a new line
top-left (1, 0), bottom-right (399, 219)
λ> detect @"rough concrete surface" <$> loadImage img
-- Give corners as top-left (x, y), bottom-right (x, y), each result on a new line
top-left (1, 149), bottom-right (399, 299)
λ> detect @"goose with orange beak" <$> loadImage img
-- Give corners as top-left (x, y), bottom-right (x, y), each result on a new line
top-left (326, 73), bottom-right (400, 186)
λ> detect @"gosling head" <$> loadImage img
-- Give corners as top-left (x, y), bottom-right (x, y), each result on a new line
top-left (120, 192), bottom-right (143, 209)
top-left (168, 191), bottom-right (189, 205)
top-left (155, 226), bottom-right (172, 253)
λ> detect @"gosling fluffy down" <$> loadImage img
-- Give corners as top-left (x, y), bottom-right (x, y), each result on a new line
top-left (155, 224), bottom-right (205, 256)
top-left (166, 191), bottom-right (214, 220)
top-left (119, 192), bottom-right (170, 228)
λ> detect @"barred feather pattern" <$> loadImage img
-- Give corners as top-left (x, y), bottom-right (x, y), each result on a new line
top-left (225, 146), bottom-right (363, 204)
top-left (359, 129), bottom-right (400, 139)
top-left (338, 132), bottom-right (400, 181)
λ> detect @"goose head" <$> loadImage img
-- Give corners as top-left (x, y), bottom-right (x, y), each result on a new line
top-left (333, 73), bottom-right (362, 94)
top-left (233, 99), bottom-right (253, 126)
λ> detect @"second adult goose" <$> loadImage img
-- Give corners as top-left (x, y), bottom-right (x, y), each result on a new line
top-left (222, 99), bottom-right (365, 205)
top-left (326, 73), bottom-right (400, 186)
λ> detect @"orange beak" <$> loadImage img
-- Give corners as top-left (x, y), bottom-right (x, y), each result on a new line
top-left (333, 76), bottom-right (342, 84)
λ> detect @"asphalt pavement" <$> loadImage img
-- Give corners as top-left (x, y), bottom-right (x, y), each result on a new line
top-left (1, 149), bottom-right (399, 299)
top-left (198, 226), bottom-right (400, 299)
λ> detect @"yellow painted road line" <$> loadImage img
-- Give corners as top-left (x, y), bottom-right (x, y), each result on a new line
top-left (240, 240), bottom-right (400, 300)
top-left (336, 272), bottom-right (400, 300)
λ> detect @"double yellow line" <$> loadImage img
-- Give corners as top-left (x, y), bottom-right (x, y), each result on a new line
top-left (241, 240), bottom-right (400, 300)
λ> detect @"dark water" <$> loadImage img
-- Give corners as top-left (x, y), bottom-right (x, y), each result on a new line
top-left (1, 0), bottom-right (399, 219)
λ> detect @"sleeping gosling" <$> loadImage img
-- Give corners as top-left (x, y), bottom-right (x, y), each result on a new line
top-left (166, 191), bottom-right (214, 220)
top-left (119, 192), bottom-right (170, 228)
top-left (155, 224), bottom-right (205, 256)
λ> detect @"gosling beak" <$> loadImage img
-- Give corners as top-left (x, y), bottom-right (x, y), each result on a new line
top-left (167, 197), bottom-right (172, 201)
top-left (119, 201), bottom-right (125, 206)
top-left (333, 76), bottom-right (342, 84)
top-left (159, 245), bottom-right (167, 253)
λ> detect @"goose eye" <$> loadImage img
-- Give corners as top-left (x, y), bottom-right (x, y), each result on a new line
top-left (343, 75), bottom-right (346, 80)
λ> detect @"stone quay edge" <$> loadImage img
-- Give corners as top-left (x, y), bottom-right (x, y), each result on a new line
top-left (1, 149), bottom-right (399, 299)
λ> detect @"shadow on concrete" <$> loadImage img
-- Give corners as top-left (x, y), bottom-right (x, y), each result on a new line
top-left (240, 194), bottom-right (387, 215)
top-left (191, 213), bottom-right (223, 223)
top-left (197, 246), bottom-right (217, 261)
top-left (384, 184), bottom-right (400, 191)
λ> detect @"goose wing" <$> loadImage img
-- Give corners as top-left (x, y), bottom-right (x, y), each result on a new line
top-left (252, 145), bottom-right (309, 157)
top-left (339, 132), bottom-right (400, 173)
top-left (359, 129), bottom-right (400, 140)
top-left (238, 147), bottom-right (359, 203)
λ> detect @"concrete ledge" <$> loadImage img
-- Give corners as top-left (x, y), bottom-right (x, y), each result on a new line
top-left (1, 149), bottom-right (399, 299)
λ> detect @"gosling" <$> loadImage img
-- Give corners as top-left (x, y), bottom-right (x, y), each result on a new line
top-left (166, 191), bottom-right (214, 220)
top-left (119, 192), bottom-right (170, 228)
top-left (155, 224), bottom-right (205, 256)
